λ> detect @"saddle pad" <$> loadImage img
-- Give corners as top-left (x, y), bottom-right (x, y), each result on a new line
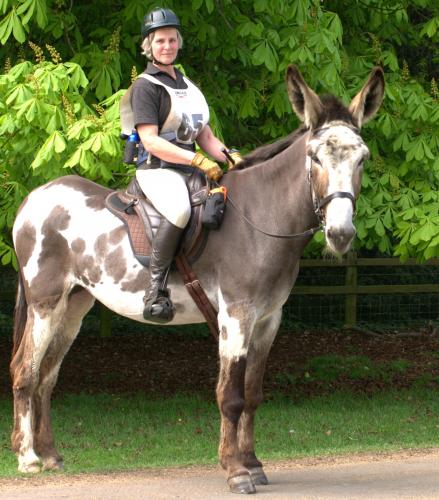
top-left (105, 192), bottom-right (153, 267)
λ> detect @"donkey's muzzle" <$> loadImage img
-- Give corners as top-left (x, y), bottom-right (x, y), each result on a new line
top-left (326, 226), bottom-right (356, 254)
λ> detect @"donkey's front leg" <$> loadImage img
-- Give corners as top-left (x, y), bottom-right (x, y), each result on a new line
top-left (238, 311), bottom-right (282, 486)
top-left (216, 297), bottom-right (255, 494)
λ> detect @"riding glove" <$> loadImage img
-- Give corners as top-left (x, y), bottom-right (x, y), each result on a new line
top-left (191, 153), bottom-right (223, 181)
top-left (227, 150), bottom-right (244, 170)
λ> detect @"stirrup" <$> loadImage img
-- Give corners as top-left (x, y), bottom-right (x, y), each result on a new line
top-left (143, 289), bottom-right (175, 323)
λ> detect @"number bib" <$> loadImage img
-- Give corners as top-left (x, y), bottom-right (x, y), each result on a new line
top-left (138, 73), bottom-right (210, 145)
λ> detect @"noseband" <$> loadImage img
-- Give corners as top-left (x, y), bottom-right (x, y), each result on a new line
top-left (307, 162), bottom-right (356, 231)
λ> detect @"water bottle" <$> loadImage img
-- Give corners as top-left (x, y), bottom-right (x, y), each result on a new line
top-left (123, 131), bottom-right (140, 164)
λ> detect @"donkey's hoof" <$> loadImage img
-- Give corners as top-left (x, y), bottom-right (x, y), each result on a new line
top-left (18, 462), bottom-right (41, 474)
top-left (228, 474), bottom-right (256, 494)
top-left (249, 466), bottom-right (268, 485)
top-left (42, 457), bottom-right (64, 471)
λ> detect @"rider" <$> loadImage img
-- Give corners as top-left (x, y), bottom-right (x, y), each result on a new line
top-left (131, 7), bottom-right (242, 324)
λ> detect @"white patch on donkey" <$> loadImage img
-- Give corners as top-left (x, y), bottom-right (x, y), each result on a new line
top-left (217, 288), bottom-right (249, 360)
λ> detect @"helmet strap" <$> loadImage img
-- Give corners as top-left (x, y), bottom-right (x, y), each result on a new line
top-left (153, 58), bottom-right (175, 67)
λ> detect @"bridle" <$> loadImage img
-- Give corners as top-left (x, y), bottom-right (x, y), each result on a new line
top-left (226, 126), bottom-right (358, 240)
top-left (307, 157), bottom-right (356, 233)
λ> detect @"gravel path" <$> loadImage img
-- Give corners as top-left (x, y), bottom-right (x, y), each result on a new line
top-left (2, 450), bottom-right (439, 499)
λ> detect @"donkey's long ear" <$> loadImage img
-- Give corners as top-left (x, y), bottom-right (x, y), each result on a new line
top-left (286, 65), bottom-right (323, 129)
top-left (348, 67), bottom-right (385, 128)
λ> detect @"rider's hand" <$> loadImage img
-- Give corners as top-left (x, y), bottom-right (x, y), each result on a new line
top-left (226, 150), bottom-right (244, 170)
top-left (191, 153), bottom-right (223, 181)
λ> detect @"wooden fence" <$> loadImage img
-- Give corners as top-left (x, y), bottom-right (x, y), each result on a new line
top-left (292, 255), bottom-right (439, 328)
top-left (1, 256), bottom-right (438, 335)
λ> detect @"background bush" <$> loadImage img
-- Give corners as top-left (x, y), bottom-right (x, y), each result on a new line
top-left (0, 0), bottom-right (438, 267)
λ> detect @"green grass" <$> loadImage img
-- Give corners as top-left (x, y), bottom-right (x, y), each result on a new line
top-left (1, 389), bottom-right (439, 477)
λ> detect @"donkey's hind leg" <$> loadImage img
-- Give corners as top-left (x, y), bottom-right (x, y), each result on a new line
top-left (237, 310), bottom-right (282, 486)
top-left (10, 293), bottom-right (70, 473)
top-left (33, 288), bottom-right (95, 470)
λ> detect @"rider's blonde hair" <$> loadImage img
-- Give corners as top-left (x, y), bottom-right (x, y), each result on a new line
top-left (141, 30), bottom-right (183, 60)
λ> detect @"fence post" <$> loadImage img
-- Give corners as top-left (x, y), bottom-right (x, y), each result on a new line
top-left (99, 303), bottom-right (112, 337)
top-left (344, 252), bottom-right (357, 328)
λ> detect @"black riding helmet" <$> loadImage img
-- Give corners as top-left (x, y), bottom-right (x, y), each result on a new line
top-left (141, 8), bottom-right (181, 39)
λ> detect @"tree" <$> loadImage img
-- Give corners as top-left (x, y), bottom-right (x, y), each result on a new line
top-left (0, 0), bottom-right (438, 266)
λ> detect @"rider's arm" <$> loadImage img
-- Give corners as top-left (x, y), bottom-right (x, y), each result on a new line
top-left (196, 125), bottom-right (227, 163)
top-left (137, 123), bottom-right (196, 165)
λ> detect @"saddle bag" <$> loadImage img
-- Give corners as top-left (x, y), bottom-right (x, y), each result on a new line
top-left (202, 186), bottom-right (227, 230)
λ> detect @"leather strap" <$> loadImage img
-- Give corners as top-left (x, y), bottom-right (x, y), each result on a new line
top-left (175, 254), bottom-right (219, 341)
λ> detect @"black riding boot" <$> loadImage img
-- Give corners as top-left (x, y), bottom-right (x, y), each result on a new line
top-left (143, 218), bottom-right (183, 323)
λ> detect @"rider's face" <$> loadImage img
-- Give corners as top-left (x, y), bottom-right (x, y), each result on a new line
top-left (151, 28), bottom-right (179, 65)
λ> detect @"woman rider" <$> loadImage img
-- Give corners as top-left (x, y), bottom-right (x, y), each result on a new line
top-left (131, 8), bottom-right (242, 323)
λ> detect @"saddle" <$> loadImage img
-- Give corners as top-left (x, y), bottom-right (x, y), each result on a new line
top-left (105, 169), bottom-right (210, 267)
top-left (105, 170), bottom-right (219, 340)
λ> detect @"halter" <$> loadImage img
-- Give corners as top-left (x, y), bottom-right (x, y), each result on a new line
top-left (226, 126), bottom-right (358, 240)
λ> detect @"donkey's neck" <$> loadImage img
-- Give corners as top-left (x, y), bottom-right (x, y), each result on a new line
top-left (226, 131), bottom-right (317, 237)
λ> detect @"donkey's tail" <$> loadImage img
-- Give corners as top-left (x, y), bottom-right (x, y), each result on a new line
top-left (12, 271), bottom-right (27, 356)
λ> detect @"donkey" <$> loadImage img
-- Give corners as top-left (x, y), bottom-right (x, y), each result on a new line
top-left (10, 65), bottom-right (384, 494)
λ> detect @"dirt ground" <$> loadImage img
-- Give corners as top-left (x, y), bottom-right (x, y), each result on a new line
top-left (1, 324), bottom-right (439, 398)
top-left (3, 450), bottom-right (439, 498)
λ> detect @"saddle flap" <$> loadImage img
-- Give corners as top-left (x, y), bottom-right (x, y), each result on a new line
top-left (105, 191), bottom-right (152, 266)
top-left (105, 170), bottom-right (210, 267)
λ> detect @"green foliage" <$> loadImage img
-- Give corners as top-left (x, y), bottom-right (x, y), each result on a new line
top-left (0, 48), bottom-right (125, 265)
top-left (0, 0), bottom-right (438, 265)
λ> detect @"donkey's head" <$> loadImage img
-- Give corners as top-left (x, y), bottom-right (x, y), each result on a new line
top-left (286, 66), bottom-right (384, 255)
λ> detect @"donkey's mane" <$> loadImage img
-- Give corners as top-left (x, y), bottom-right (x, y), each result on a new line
top-left (239, 95), bottom-right (355, 169)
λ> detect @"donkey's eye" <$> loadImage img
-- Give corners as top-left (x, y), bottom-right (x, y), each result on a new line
top-left (312, 155), bottom-right (321, 166)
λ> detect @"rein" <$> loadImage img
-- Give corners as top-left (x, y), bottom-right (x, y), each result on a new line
top-left (226, 194), bottom-right (321, 239)
top-left (223, 161), bottom-right (356, 241)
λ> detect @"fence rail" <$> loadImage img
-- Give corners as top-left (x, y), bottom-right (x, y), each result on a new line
top-left (291, 256), bottom-right (439, 327)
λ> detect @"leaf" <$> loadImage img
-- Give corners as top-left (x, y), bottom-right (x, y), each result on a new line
top-left (35, 0), bottom-right (48, 27)
top-left (64, 145), bottom-right (93, 170)
top-left (323, 12), bottom-right (343, 43)
top-left (5, 83), bottom-right (33, 106)
top-left (191, 0), bottom-right (203, 10)
top-left (16, 0), bottom-right (35, 25)
top-left (238, 88), bottom-right (258, 118)
top-left (375, 219), bottom-right (385, 237)
top-left (420, 17), bottom-right (439, 38)
top-left (83, 132), bottom-right (103, 154)
top-left (381, 50), bottom-right (399, 72)
top-left (252, 40), bottom-right (278, 71)
top-left (383, 208), bottom-right (393, 229)
top-left (31, 131), bottom-right (66, 169)
top-left (64, 62), bottom-right (89, 89)
top-left (422, 140), bottom-right (435, 160)
top-left (53, 131), bottom-right (67, 153)
top-left (205, 0), bottom-right (214, 14)
top-left (95, 67), bottom-right (112, 100)
top-left (0, 9), bottom-right (15, 44)
top-left (0, 0), bottom-right (9, 15)
top-left (254, 0), bottom-right (268, 12)
top-left (410, 220), bottom-right (437, 245)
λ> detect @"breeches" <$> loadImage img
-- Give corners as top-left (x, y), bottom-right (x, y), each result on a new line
top-left (136, 168), bottom-right (191, 229)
